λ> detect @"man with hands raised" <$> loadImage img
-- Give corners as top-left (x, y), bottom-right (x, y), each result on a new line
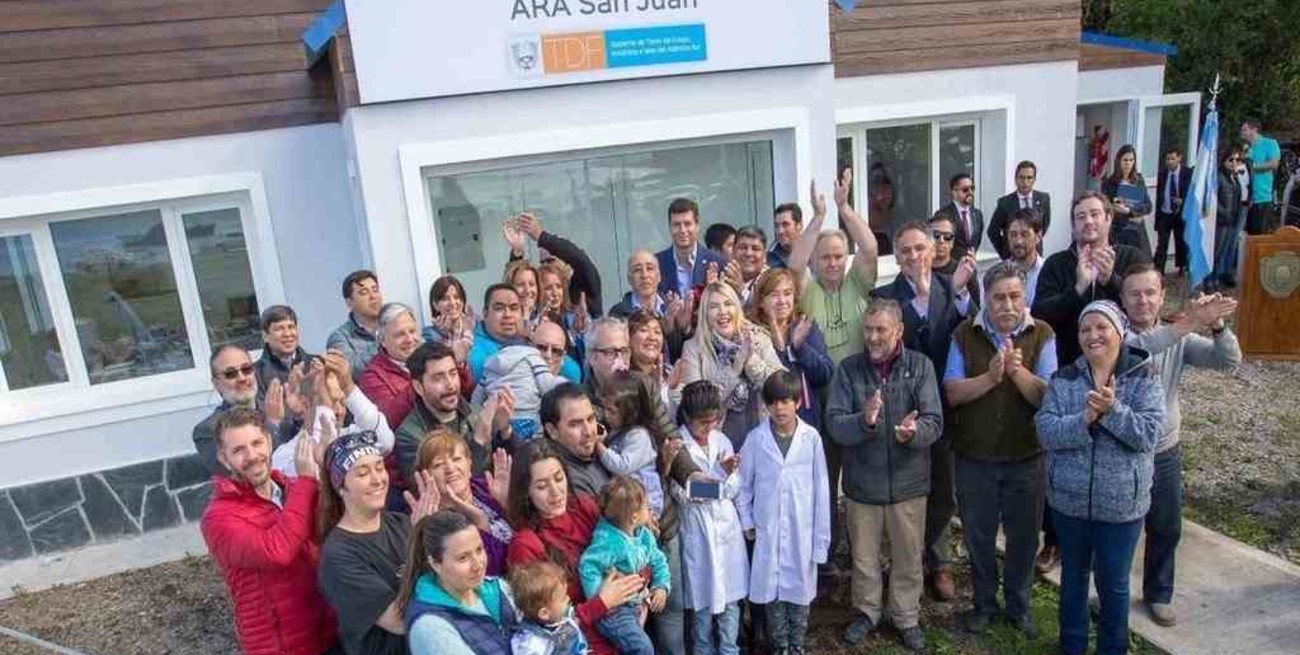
top-left (1033, 191), bottom-right (1151, 368)
top-left (827, 300), bottom-right (943, 653)
top-left (1121, 264), bottom-right (1241, 627)
top-left (942, 262), bottom-right (1057, 637)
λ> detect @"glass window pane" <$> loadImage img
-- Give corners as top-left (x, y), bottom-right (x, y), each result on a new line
top-left (866, 124), bottom-right (931, 254)
top-left (183, 208), bottom-right (261, 353)
top-left (939, 124), bottom-right (977, 205)
top-left (1143, 104), bottom-right (1191, 181)
top-left (837, 136), bottom-right (856, 208)
top-left (426, 140), bottom-right (773, 303)
top-left (50, 210), bottom-right (193, 384)
top-left (0, 235), bottom-right (67, 390)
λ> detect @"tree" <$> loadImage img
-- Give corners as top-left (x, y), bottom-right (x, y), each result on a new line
top-left (1085, 0), bottom-right (1300, 143)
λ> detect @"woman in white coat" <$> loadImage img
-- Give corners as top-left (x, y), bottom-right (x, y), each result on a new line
top-left (737, 371), bottom-right (830, 655)
top-left (673, 381), bottom-right (749, 655)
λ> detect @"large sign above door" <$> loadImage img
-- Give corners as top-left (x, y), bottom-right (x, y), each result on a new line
top-left (342, 0), bottom-right (830, 104)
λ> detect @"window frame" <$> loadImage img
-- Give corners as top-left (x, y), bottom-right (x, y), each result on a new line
top-left (0, 174), bottom-right (283, 435)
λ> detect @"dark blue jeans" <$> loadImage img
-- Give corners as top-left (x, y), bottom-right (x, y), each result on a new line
top-left (1143, 445), bottom-right (1182, 604)
top-left (1053, 509), bottom-right (1143, 655)
top-left (599, 604), bottom-right (655, 655)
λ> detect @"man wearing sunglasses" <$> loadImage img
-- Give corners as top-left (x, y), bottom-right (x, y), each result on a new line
top-left (988, 161), bottom-right (1052, 259)
top-left (193, 344), bottom-right (294, 475)
top-left (928, 212), bottom-right (981, 307)
top-left (941, 173), bottom-right (985, 260)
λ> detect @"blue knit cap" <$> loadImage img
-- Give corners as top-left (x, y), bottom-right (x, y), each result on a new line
top-left (323, 430), bottom-right (382, 490)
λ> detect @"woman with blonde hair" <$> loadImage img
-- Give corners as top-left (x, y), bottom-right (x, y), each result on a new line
top-left (674, 282), bottom-right (784, 450)
top-left (749, 268), bottom-right (834, 431)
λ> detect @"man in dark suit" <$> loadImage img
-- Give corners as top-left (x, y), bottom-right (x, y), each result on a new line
top-left (941, 173), bottom-right (984, 259)
top-left (1154, 148), bottom-right (1194, 276)
top-left (988, 160), bottom-right (1052, 258)
top-left (871, 220), bottom-right (974, 603)
top-left (655, 197), bottom-right (728, 299)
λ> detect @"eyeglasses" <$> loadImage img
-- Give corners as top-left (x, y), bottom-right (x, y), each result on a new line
top-left (931, 231), bottom-right (956, 243)
top-left (592, 346), bottom-right (631, 359)
top-left (218, 363), bottom-right (256, 380)
top-left (534, 343), bottom-right (566, 358)
top-left (958, 186), bottom-right (975, 193)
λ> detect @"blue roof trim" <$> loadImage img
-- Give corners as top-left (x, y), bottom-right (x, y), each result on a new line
top-left (1081, 31), bottom-right (1177, 57)
top-left (303, 0), bottom-right (346, 67)
top-left (833, 0), bottom-right (857, 11)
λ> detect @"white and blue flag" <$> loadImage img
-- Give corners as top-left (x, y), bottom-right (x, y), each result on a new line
top-left (1181, 101), bottom-right (1218, 288)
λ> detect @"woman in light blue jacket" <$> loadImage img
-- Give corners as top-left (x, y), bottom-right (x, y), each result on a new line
top-left (1035, 300), bottom-right (1164, 655)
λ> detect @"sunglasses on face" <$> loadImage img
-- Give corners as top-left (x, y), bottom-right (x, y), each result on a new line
top-left (932, 231), bottom-right (956, 243)
top-left (958, 186), bottom-right (975, 193)
top-left (218, 363), bottom-right (256, 380)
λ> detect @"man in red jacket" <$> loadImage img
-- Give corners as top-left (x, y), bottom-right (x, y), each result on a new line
top-left (201, 407), bottom-right (339, 655)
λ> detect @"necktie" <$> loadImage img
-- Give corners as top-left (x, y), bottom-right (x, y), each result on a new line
top-left (961, 208), bottom-right (972, 242)
top-left (1021, 195), bottom-right (1030, 209)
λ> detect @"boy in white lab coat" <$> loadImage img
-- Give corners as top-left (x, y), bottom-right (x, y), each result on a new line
top-left (737, 371), bottom-right (831, 655)
top-left (673, 381), bottom-right (749, 655)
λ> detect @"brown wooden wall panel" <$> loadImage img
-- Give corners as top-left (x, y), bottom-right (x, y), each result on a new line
top-left (1078, 43), bottom-right (1166, 71)
top-left (0, 0), bottom-right (337, 157)
top-left (0, 0), bottom-right (326, 33)
top-left (832, 0), bottom-right (1081, 77)
top-left (2, 43), bottom-right (308, 95)
top-left (0, 14), bottom-right (317, 64)
top-left (329, 34), bottom-right (360, 110)
top-left (0, 99), bottom-right (336, 156)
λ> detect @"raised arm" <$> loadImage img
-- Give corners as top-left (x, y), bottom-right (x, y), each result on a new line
top-left (835, 170), bottom-right (880, 289)
top-left (787, 180), bottom-right (829, 279)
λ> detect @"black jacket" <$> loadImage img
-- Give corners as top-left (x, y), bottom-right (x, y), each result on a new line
top-left (871, 272), bottom-right (968, 381)
top-left (826, 348), bottom-right (944, 505)
top-left (510, 231), bottom-right (603, 318)
top-left (988, 190), bottom-right (1052, 258)
top-left (1155, 165), bottom-right (1194, 217)
top-left (1031, 242), bottom-right (1152, 367)
top-left (940, 202), bottom-right (985, 258)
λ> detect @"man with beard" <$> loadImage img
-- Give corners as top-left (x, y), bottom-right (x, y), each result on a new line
top-left (990, 209), bottom-right (1046, 308)
top-left (395, 341), bottom-right (513, 482)
top-left (540, 382), bottom-right (610, 497)
top-left (193, 344), bottom-right (294, 475)
top-left (988, 161), bottom-right (1052, 259)
top-left (722, 226), bottom-right (770, 306)
top-left (201, 407), bottom-right (338, 655)
top-left (942, 262), bottom-right (1056, 637)
top-left (769, 203), bottom-right (804, 269)
top-left (872, 221), bottom-right (973, 602)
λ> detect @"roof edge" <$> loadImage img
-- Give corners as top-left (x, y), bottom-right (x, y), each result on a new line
top-left (1081, 31), bottom-right (1177, 57)
top-left (303, 0), bottom-right (346, 67)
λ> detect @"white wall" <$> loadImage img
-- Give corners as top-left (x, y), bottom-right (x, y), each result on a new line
top-left (343, 65), bottom-right (841, 319)
top-left (835, 60), bottom-right (1081, 254)
top-left (1077, 65), bottom-right (1165, 104)
top-left (0, 124), bottom-right (361, 487)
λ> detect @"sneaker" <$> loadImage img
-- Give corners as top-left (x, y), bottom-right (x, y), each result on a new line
top-left (1006, 613), bottom-right (1040, 638)
top-left (1148, 602), bottom-right (1178, 627)
top-left (900, 626), bottom-right (926, 652)
top-left (930, 568), bottom-right (956, 601)
top-left (843, 614), bottom-right (876, 645)
top-left (960, 610), bottom-right (993, 634)
top-left (1035, 545), bottom-right (1060, 574)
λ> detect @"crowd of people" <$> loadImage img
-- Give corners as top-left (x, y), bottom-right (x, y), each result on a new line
top-left (195, 143), bottom-right (1256, 655)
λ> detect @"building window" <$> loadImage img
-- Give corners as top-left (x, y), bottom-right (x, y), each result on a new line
top-left (0, 235), bottom-right (66, 390)
top-left (0, 196), bottom-right (262, 395)
top-left (425, 139), bottom-right (774, 298)
top-left (840, 119), bottom-right (983, 255)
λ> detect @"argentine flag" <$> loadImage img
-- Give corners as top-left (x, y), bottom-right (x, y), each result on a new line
top-left (1181, 103), bottom-right (1218, 289)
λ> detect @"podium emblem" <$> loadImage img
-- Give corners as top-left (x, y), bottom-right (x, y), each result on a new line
top-left (1261, 251), bottom-right (1300, 299)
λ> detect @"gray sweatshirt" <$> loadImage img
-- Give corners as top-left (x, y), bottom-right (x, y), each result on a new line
top-left (471, 345), bottom-right (567, 424)
top-left (1127, 324), bottom-right (1241, 453)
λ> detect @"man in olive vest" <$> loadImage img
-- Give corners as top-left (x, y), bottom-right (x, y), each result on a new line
top-left (942, 261), bottom-right (1057, 638)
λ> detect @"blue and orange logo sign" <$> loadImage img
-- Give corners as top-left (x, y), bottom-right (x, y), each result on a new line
top-left (508, 23), bottom-right (707, 77)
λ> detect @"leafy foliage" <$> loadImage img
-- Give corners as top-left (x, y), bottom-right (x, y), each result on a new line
top-left (1084, 0), bottom-right (1300, 142)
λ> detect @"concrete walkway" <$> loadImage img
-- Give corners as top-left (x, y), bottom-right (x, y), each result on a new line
top-left (1045, 520), bottom-right (1300, 655)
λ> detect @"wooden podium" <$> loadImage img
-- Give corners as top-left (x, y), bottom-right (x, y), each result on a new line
top-left (1239, 226), bottom-right (1300, 359)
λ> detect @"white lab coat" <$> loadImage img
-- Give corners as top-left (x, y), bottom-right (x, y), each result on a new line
top-left (736, 418), bottom-right (830, 605)
top-left (672, 427), bottom-right (749, 614)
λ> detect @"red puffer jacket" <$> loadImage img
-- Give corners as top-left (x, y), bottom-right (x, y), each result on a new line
top-left (201, 472), bottom-right (336, 655)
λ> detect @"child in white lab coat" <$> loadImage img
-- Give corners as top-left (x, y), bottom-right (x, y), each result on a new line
top-left (737, 371), bottom-right (830, 655)
top-left (673, 381), bottom-right (749, 655)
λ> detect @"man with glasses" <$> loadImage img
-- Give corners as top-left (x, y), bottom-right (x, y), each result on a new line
top-left (928, 212), bottom-right (980, 306)
top-left (941, 173), bottom-right (984, 259)
top-left (193, 344), bottom-right (293, 475)
top-left (989, 161), bottom-right (1052, 259)
top-left (872, 222), bottom-right (973, 603)
top-left (327, 270), bottom-right (384, 378)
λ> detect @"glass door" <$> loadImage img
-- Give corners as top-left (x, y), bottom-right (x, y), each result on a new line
top-left (1134, 92), bottom-right (1202, 181)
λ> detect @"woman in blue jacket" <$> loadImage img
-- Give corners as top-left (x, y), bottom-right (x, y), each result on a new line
top-left (1036, 300), bottom-right (1165, 655)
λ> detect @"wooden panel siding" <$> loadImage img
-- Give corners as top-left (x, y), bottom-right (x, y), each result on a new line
top-left (1078, 43), bottom-right (1166, 71)
top-left (832, 0), bottom-right (1081, 78)
top-left (0, 0), bottom-right (336, 157)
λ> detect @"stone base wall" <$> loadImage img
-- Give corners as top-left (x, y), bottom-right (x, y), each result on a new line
top-left (0, 454), bottom-right (212, 563)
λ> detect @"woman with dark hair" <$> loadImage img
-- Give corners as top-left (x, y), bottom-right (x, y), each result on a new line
top-left (318, 432), bottom-right (438, 655)
top-left (1212, 146), bottom-right (1249, 289)
top-left (627, 309), bottom-right (672, 398)
top-left (505, 440), bottom-right (647, 655)
top-left (399, 511), bottom-right (519, 655)
top-left (504, 260), bottom-right (542, 329)
top-left (1036, 300), bottom-right (1163, 655)
top-left (1101, 144), bottom-right (1154, 256)
top-left (423, 276), bottom-right (476, 399)
top-left (748, 268), bottom-right (833, 430)
top-left (414, 430), bottom-right (514, 575)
